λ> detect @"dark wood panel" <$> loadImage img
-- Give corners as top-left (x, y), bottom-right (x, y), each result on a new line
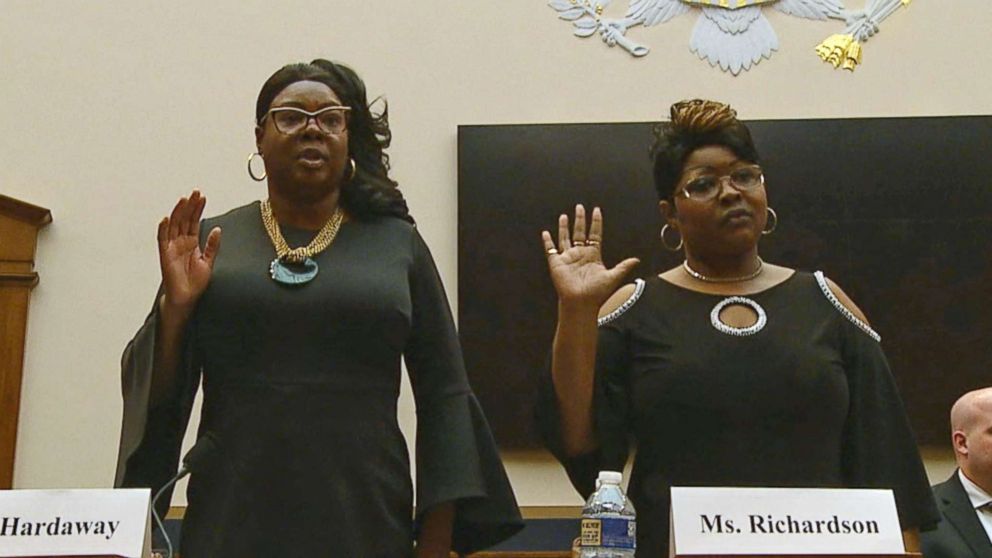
top-left (457, 116), bottom-right (992, 449)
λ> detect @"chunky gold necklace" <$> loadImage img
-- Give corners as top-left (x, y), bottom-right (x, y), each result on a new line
top-left (260, 199), bottom-right (344, 284)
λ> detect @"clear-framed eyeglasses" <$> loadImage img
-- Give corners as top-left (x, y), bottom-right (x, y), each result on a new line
top-left (677, 165), bottom-right (765, 201)
top-left (261, 105), bottom-right (351, 136)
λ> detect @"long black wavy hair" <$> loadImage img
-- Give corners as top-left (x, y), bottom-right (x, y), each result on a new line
top-left (255, 59), bottom-right (412, 223)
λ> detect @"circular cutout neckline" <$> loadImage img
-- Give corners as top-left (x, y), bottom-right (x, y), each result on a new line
top-left (710, 296), bottom-right (768, 336)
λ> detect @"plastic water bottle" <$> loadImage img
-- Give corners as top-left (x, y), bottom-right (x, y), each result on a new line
top-left (579, 470), bottom-right (636, 558)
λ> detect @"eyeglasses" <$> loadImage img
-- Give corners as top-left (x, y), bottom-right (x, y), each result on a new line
top-left (261, 106), bottom-right (351, 135)
top-left (677, 166), bottom-right (764, 201)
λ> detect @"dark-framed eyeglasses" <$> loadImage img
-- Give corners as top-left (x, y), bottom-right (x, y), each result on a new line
top-left (678, 166), bottom-right (765, 201)
top-left (261, 105), bottom-right (351, 136)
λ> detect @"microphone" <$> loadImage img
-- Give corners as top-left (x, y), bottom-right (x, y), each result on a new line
top-left (150, 433), bottom-right (220, 558)
top-left (175, 432), bottom-right (219, 478)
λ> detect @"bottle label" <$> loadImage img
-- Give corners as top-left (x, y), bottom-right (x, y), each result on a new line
top-left (580, 518), bottom-right (636, 549)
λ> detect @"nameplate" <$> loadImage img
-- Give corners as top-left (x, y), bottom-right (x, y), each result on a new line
top-left (0, 489), bottom-right (150, 558)
top-left (669, 487), bottom-right (904, 556)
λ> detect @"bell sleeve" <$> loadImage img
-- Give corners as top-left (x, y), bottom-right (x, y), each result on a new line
top-left (114, 287), bottom-right (201, 520)
top-left (535, 311), bottom-right (633, 499)
top-left (839, 319), bottom-right (940, 531)
top-left (403, 229), bottom-right (524, 554)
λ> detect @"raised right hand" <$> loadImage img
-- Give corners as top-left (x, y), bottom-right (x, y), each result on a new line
top-left (541, 204), bottom-right (639, 309)
top-left (157, 190), bottom-right (221, 314)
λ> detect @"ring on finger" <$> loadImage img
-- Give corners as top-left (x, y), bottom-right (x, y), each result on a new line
top-left (586, 239), bottom-right (600, 246)
top-left (573, 240), bottom-right (586, 246)
top-left (547, 247), bottom-right (559, 255)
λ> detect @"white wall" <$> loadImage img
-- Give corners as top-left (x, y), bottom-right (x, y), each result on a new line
top-left (2, 0), bottom-right (986, 507)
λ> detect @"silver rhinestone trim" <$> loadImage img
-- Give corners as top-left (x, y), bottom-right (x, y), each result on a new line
top-left (710, 296), bottom-right (767, 336)
top-left (597, 279), bottom-right (646, 327)
top-left (814, 271), bottom-right (881, 343)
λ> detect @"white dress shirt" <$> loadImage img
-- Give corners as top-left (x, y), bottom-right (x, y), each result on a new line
top-left (958, 469), bottom-right (992, 544)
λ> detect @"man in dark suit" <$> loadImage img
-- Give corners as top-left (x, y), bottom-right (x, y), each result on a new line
top-left (922, 387), bottom-right (992, 558)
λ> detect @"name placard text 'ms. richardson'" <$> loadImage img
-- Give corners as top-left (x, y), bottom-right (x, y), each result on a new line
top-left (670, 487), bottom-right (904, 557)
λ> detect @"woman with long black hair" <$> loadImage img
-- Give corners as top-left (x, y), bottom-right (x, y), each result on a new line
top-left (116, 59), bottom-right (521, 557)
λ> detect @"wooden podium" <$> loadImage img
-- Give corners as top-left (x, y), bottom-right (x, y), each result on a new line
top-left (0, 194), bottom-right (51, 490)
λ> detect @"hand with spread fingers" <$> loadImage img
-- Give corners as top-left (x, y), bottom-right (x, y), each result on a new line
top-left (157, 189), bottom-right (222, 315)
top-left (541, 204), bottom-right (639, 309)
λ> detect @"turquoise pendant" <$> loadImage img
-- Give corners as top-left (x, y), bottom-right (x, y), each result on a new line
top-left (269, 257), bottom-right (318, 285)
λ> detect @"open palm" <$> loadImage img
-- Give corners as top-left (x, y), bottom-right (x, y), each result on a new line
top-left (157, 190), bottom-right (221, 310)
top-left (542, 205), bottom-right (639, 307)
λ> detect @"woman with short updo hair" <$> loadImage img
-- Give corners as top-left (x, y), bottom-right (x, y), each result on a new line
top-left (538, 99), bottom-right (938, 556)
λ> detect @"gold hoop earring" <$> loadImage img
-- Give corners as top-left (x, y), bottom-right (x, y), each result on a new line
top-left (763, 207), bottom-right (778, 235)
top-left (660, 224), bottom-right (683, 251)
top-left (248, 152), bottom-right (266, 182)
top-left (347, 158), bottom-right (357, 181)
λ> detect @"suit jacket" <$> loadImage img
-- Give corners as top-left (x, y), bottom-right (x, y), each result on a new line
top-left (921, 471), bottom-right (992, 558)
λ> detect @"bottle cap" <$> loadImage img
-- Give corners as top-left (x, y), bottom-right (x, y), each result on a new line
top-left (597, 471), bottom-right (623, 484)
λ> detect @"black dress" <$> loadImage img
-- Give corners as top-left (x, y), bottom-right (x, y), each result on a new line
top-left (538, 272), bottom-right (938, 557)
top-left (115, 201), bottom-right (522, 557)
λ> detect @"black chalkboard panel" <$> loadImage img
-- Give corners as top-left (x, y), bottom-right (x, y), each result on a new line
top-left (457, 116), bottom-right (992, 449)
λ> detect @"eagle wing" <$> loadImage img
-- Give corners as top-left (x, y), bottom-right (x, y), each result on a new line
top-left (626, 0), bottom-right (692, 27)
top-left (772, 0), bottom-right (845, 20)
